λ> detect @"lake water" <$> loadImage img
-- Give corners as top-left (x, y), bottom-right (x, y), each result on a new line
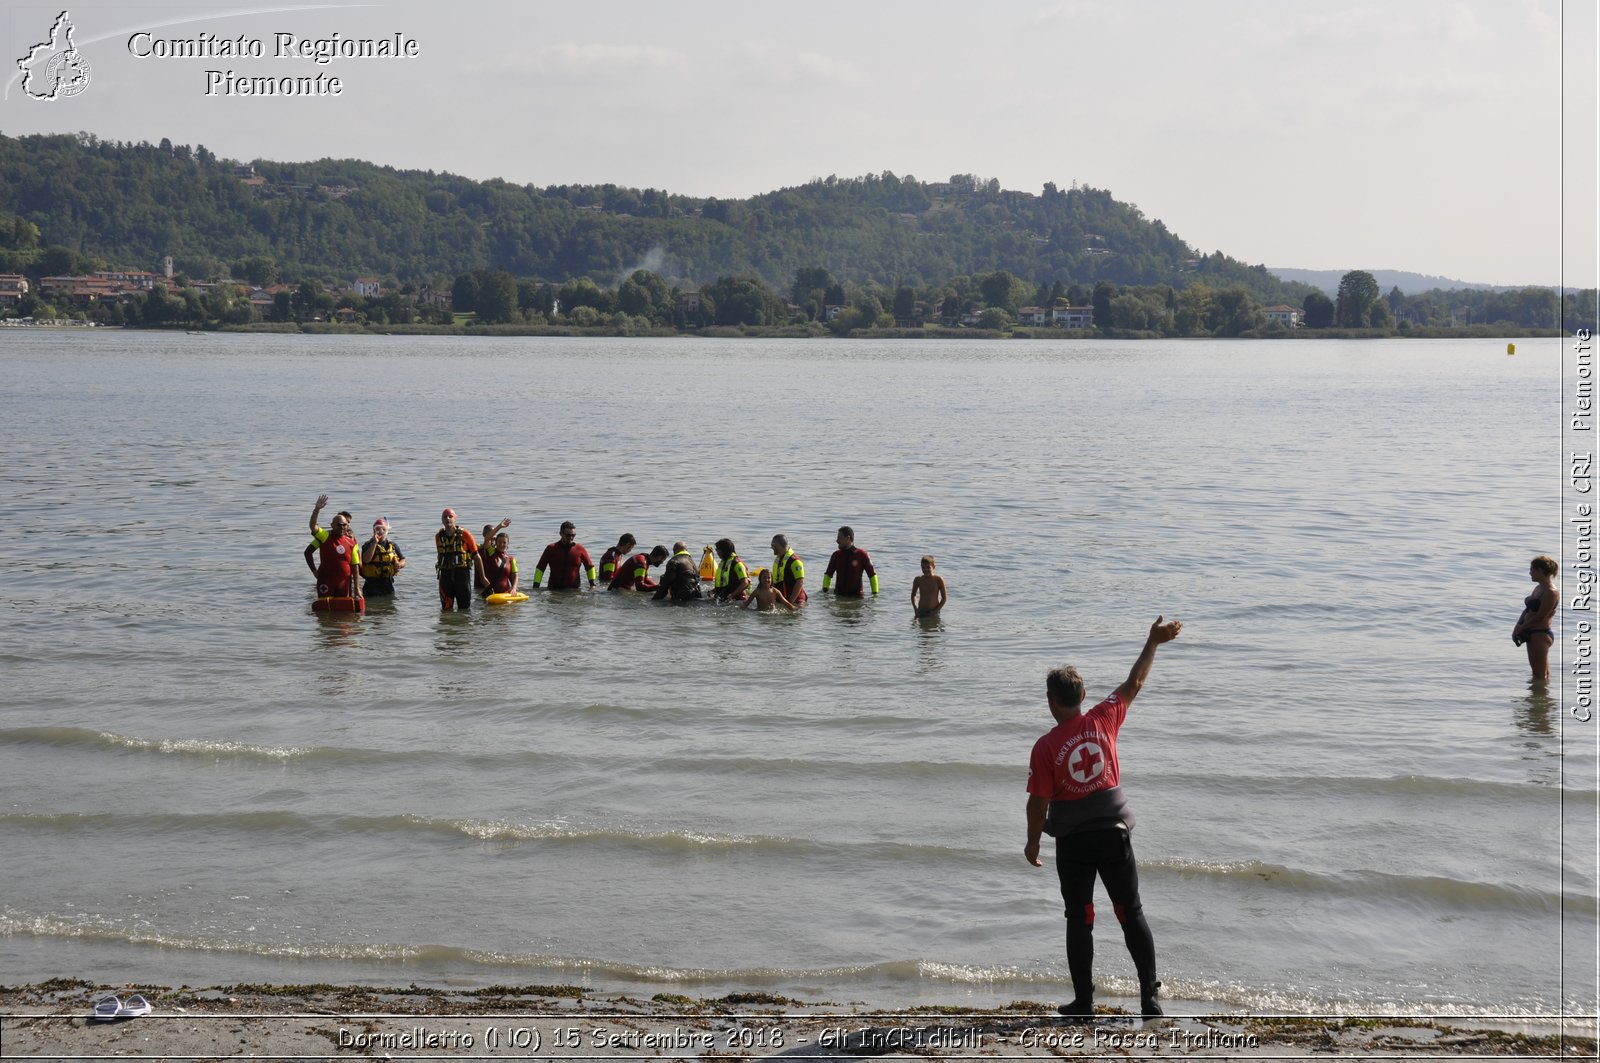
top-left (0, 330), bottom-right (1593, 1024)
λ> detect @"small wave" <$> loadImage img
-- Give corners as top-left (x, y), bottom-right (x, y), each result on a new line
top-left (0, 914), bottom-right (1582, 1021)
top-left (0, 809), bottom-right (986, 865)
top-left (0, 726), bottom-right (315, 762)
top-left (0, 809), bottom-right (798, 851)
top-left (369, 815), bottom-right (786, 850)
top-left (1129, 975), bottom-right (1584, 1023)
top-left (650, 754), bottom-right (1006, 783)
top-left (1153, 858), bottom-right (1589, 915)
top-left (1164, 770), bottom-right (1591, 801)
top-left (0, 727), bottom-right (571, 772)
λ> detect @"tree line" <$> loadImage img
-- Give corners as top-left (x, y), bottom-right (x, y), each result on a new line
top-left (0, 132), bottom-right (1312, 304)
top-left (416, 264), bottom-right (1589, 336)
top-left (0, 132), bottom-right (1588, 334)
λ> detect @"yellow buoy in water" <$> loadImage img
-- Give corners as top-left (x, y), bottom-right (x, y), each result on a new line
top-left (1507, 343), bottom-right (1516, 355)
top-left (699, 544), bottom-right (717, 582)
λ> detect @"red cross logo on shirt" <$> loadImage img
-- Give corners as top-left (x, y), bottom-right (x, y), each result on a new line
top-left (1066, 740), bottom-right (1105, 785)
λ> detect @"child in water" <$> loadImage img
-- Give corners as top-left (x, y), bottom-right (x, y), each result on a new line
top-left (911, 554), bottom-right (947, 617)
top-left (742, 568), bottom-right (796, 612)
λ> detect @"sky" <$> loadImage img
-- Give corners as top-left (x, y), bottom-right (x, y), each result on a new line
top-left (2, 0), bottom-right (1595, 289)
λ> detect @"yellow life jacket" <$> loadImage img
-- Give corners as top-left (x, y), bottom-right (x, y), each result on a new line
top-left (436, 527), bottom-right (472, 570)
top-left (362, 539), bottom-right (400, 578)
top-left (773, 550), bottom-right (804, 597)
top-left (715, 554), bottom-right (747, 591)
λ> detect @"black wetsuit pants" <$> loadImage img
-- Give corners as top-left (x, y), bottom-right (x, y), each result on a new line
top-left (438, 568), bottom-right (472, 610)
top-left (1054, 826), bottom-right (1158, 1001)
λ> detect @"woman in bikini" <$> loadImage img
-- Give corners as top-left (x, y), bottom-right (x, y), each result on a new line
top-left (1512, 555), bottom-right (1559, 681)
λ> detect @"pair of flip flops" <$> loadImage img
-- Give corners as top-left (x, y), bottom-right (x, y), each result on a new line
top-left (91, 993), bottom-right (152, 1021)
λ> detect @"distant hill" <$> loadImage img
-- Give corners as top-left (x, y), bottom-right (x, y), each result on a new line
top-left (0, 132), bottom-right (1316, 304)
top-left (1269, 267), bottom-right (1552, 296)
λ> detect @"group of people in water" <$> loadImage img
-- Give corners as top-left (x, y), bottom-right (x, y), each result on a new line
top-left (305, 495), bottom-right (950, 616)
top-left (300, 493), bottom-right (1566, 1021)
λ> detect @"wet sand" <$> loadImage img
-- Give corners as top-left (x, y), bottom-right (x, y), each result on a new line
top-left (0, 981), bottom-right (1591, 1060)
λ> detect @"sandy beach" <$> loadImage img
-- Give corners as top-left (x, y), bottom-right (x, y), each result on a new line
top-left (0, 981), bottom-right (1592, 1061)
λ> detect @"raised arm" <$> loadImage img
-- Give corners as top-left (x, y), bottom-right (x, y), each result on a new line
top-left (309, 493), bottom-right (328, 535)
top-left (1111, 615), bottom-right (1183, 707)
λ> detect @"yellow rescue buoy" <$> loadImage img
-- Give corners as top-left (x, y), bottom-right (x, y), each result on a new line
top-left (1507, 343), bottom-right (1516, 355)
top-left (699, 544), bottom-right (717, 581)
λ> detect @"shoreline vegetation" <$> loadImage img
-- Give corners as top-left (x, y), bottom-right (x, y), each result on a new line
top-left (235, 322), bottom-right (1566, 340)
top-left (1, 319), bottom-right (1564, 340)
top-left (4, 137), bottom-right (1593, 341)
top-left (0, 981), bottom-right (1591, 1059)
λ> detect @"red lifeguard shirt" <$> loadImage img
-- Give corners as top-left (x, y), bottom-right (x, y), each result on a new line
top-left (311, 526), bottom-right (360, 597)
top-left (1026, 693), bottom-right (1127, 801)
top-left (824, 546), bottom-right (876, 596)
top-left (537, 540), bottom-right (595, 589)
top-left (482, 550), bottom-right (518, 593)
top-left (598, 545), bottom-right (626, 583)
top-left (609, 552), bottom-right (657, 591)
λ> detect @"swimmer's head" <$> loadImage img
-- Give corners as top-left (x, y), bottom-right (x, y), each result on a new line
top-left (1531, 555), bottom-right (1559, 577)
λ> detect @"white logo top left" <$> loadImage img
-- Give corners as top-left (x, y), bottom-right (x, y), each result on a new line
top-left (17, 11), bottom-right (92, 101)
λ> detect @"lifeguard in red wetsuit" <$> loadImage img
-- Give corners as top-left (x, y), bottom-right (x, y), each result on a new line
top-left (479, 531), bottom-right (519, 596)
top-left (304, 494), bottom-right (361, 598)
top-left (532, 521), bottom-right (597, 590)
top-left (821, 525), bottom-right (878, 597)
top-left (609, 544), bottom-right (669, 591)
top-left (598, 534), bottom-right (637, 585)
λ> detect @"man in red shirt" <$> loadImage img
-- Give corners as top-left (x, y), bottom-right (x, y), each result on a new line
top-left (304, 494), bottom-right (360, 599)
top-left (533, 521), bottom-right (597, 590)
top-left (1024, 615), bottom-right (1182, 1021)
top-left (821, 525), bottom-right (878, 597)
